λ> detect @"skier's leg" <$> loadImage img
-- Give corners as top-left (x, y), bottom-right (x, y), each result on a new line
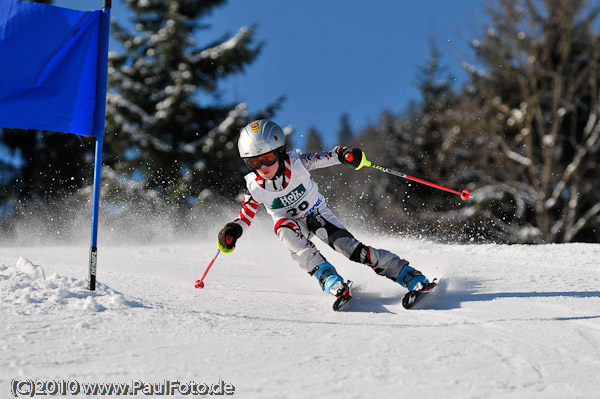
top-left (274, 218), bottom-right (344, 295)
top-left (274, 217), bottom-right (323, 272)
top-left (348, 241), bottom-right (428, 291)
top-left (306, 207), bottom-right (428, 291)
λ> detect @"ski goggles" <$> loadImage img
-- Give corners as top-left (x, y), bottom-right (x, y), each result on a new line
top-left (243, 151), bottom-right (279, 170)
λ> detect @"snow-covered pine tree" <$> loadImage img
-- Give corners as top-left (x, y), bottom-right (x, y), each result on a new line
top-left (465, 0), bottom-right (600, 243)
top-left (105, 0), bottom-right (282, 205)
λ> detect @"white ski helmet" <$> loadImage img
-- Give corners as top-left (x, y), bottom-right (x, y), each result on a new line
top-left (238, 119), bottom-right (286, 158)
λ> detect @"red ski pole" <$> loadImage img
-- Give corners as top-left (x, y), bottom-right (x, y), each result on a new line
top-left (352, 154), bottom-right (470, 201)
top-left (194, 249), bottom-right (221, 289)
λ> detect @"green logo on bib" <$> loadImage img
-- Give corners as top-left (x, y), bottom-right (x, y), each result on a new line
top-left (271, 184), bottom-right (306, 209)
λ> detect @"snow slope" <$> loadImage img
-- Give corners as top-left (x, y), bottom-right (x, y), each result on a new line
top-left (1, 226), bottom-right (599, 398)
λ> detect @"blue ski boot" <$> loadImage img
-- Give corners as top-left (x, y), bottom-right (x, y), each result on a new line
top-left (310, 261), bottom-right (345, 295)
top-left (396, 264), bottom-right (429, 291)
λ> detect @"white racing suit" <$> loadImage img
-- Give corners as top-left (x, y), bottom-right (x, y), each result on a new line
top-left (233, 148), bottom-right (412, 283)
top-left (234, 147), bottom-right (410, 281)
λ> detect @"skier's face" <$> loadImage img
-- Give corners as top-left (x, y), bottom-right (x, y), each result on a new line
top-left (255, 160), bottom-right (279, 180)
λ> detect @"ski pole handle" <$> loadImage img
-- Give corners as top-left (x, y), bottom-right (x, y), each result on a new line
top-left (364, 158), bottom-right (470, 201)
top-left (195, 249), bottom-right (221, 289)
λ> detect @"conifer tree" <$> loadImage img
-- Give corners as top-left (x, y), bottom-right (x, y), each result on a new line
top-left (105, 0), bottom-right (282, 204)
top-left (466, 0), bottom-right (600, 242)
top-left (337, 113), bottom-right (353, 144)
top-left (305, 127), bottom-right (325, 153)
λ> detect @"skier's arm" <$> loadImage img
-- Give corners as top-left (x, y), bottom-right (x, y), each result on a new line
top-left (236, 191), bottom-right (259, 230)
top-left (217, 191), bottom-right (259, 252)
top-left (299, 146), bottom-right (345, 171)
top-left (299, 146), bottom-right (368, 171)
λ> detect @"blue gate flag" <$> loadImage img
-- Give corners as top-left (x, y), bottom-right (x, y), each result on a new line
top-left (0, 0), bottom-right (105, 137)
top-left (0, 0), bottom-right (111, 291)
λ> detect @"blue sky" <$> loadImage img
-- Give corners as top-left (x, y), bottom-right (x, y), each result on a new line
top-left (54, 0), bottom-right (485, 149)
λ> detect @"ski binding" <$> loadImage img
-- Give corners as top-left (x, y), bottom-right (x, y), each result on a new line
top-left (333, 280), bottom-right (353, 311)
top-left (402, 278), bottom-right (438, 309)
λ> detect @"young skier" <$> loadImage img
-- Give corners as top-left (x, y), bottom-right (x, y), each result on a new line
top-left (217, 119), bottom-right (430, 309)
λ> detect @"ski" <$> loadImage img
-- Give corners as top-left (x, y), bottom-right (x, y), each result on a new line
top-left (333, 281), bottom-right (353, 311)
top-left (402, 278), bottom-right (438, 309)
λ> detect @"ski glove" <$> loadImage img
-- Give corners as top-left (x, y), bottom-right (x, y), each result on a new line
top-left (218, 222), bottom-right (243, 253)
top-left (339, 147), bottom-right (368, 169)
